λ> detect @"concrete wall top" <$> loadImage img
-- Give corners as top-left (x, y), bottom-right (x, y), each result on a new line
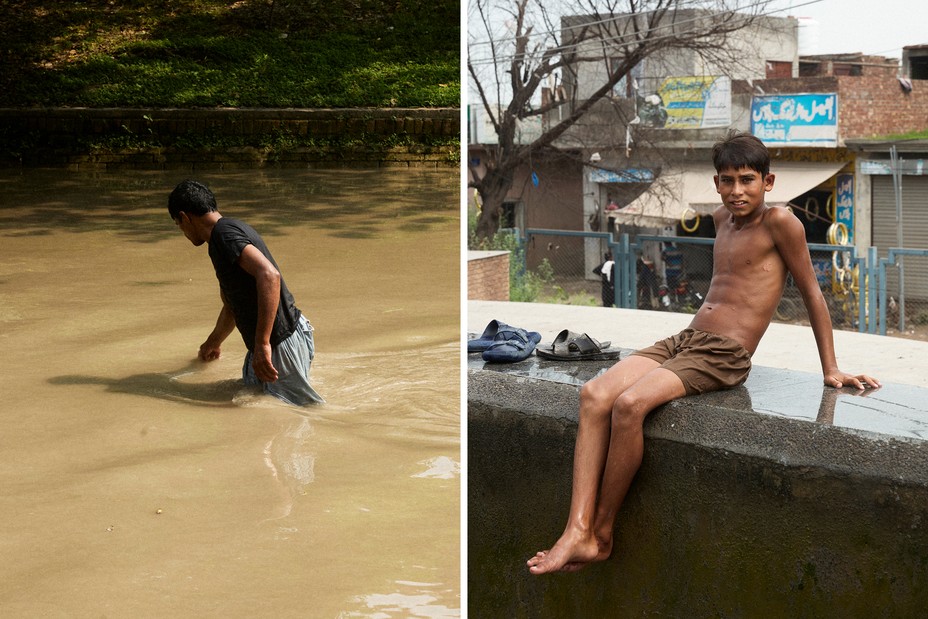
top-left (468, 250), bottom-right (510, 261)
top-left (468, 355), bottom-right (928, 486)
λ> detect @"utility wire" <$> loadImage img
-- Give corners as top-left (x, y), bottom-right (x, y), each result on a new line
top-left (468, 0), bottom-right (825, 67)
top-left (468, 0), bottom-right (824, 49)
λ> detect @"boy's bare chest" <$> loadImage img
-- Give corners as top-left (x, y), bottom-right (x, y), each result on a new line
top-left (714, 225), bottom-right (780, 276)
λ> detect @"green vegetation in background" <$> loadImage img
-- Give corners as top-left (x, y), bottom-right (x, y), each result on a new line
top-left (540, 287), bottom-right (598, 306)
top-left (468, 212), bottom-right (555, 303)
top-left (0, 0), bottom-right (459, 108)
top-left (880, 129), bottom-right (928, 140)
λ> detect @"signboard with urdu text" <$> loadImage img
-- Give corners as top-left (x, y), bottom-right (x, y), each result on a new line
top-left (639, 75), bottom-right (731, 129)
top-left (751, 94), bottom-right (838, 147)
top-left (835, 173), bottom-right (854, 244)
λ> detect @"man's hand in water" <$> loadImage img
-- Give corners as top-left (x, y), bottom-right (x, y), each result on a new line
top-left (198, 339), bottom-right (222, 361)
top-left (251, 342), bottom-right (279, 383)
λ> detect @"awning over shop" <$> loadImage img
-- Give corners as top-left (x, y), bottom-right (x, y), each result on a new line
top-left (609, 161), bottom-right (847, 226)
top-left (763, 161), bottom-right (847, 206)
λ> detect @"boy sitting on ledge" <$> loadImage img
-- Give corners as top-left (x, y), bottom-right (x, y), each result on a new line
top-left (528, 131), bottom-right (880, 575)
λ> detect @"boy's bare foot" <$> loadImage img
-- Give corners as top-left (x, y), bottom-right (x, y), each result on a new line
top-left (526, 528), bottom-right (610, 574)
top-left (527, 550), bottom-right (589, 573)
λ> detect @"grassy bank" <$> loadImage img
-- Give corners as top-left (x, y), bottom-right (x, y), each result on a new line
top-left (1, 0), bottom-right (459, 108)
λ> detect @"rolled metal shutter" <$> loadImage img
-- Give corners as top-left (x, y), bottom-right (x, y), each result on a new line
top-left (872, 175), bottom-right (928, 301)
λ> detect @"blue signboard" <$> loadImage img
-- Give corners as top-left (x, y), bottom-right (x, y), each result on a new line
top-left (835, 173), bottom-right (854, 244)
top-left (589, 168), bottom-right (654, 183)
top-left (751, 94), bottom-right (838, 147)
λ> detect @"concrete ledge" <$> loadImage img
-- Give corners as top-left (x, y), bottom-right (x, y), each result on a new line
top-left (0, 106), bottom-right (458, 137)
top-left (0, 107), bottom-right (459, 168)
top-left (468, 355), bottom-right (928, 617)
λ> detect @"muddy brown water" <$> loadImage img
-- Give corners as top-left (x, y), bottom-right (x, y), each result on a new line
top-left (0, 168), bottom-right (460, 617)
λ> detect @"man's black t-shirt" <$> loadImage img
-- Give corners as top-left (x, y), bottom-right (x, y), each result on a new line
top-left (208, 217), bottom-right (301, 351)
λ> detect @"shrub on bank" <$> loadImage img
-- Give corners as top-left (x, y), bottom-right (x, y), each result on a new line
top-left (0, 0), bottom-right (459, 108)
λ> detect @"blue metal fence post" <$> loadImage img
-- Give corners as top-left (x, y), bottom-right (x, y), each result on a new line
top-left (856, 252), bottom-right (865, 333)
top-left (619, 233), bottom-right (632, 308)
top-left (878, 252), bottom-right (889, 336)
top-left (860, 250), bottom-right (867, 333)
top-left (864, 248), bottom-right (873, 333)
top-left (864, 247), bottom-right (874, 334)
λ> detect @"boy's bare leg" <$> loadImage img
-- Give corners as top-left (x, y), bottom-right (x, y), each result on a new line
top-left (528, 356), bottom-right (684, 574)
top-left (588, 367), bottom-right (685, 554)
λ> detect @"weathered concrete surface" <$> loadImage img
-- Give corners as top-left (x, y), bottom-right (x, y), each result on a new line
top-left (468, 301), bottom-right (928, 389)
top-left (468, 353), bottom-right (928, 618)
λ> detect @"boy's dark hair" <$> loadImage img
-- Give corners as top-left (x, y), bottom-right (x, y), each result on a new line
top-left (711, 131), bottom-right (770, 177)
top-left (168, 180), bottom-right (217, 220)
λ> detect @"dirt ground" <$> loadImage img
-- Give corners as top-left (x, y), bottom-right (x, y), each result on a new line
top-left (878, 324), bottom-right (928, 341)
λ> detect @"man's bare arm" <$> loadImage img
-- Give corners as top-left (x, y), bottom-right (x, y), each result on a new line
top-left (200, 291), bottom-right (236, 361)
top-left (237, 244), bottom-right (281, 383)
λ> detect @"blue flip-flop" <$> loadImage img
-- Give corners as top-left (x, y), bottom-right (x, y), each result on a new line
top-left (481, 327), bottom-right (539, 363)
top-left (468, 319), bottom-right (541, 353)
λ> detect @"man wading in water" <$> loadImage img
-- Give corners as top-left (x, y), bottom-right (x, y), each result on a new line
top-left (169, 180), bottom-right (324, 406)
top-left (527, 131), bottom-right (879, 575)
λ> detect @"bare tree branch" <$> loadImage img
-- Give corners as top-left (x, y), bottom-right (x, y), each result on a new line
top-left (468, 0), bottom-right (774, 237)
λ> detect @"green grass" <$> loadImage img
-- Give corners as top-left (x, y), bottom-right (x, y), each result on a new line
top-left (0, 0), bottom-right (459, 108)
top-left (878, 129), bottom-right (928, 140)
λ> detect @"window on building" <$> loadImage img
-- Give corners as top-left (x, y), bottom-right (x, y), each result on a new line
top-left (765, 61), bottom-right (792, 78)
top-left (501, 200), bottom-right (522, 231)
top-left (832, 63), bottom-right (862, 76)
top-left (911, 56), bottom-right (928, 80)
top-left (798, 61), bottom-right (820, 77)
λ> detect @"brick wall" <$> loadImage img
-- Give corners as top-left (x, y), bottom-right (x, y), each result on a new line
top-left (0, 107), bottom-right (459, 169)
top-left (468, 251), bottom-right (510, 301)
top-left (837, 76), bottom-right (928, 139)
top-left (754, 76), bottom-right (928, 140)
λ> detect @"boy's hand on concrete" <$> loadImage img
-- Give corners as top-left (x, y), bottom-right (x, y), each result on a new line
top-left (824, 371), bottom-right (881, 390)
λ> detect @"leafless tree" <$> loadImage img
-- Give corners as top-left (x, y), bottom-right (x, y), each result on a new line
top-left (467, 0), bottom-right (775, 238)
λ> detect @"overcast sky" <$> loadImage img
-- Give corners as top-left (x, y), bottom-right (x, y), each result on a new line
top-left (769, 0), bottom-right (928, 58)
top-left (470, 1), bottom-right (928, 59)
top-left (466, 0), bottom-right (926, 104)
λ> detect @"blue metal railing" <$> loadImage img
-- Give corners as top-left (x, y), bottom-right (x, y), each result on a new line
top-left (521, 228), bottom-right (886, 334)
top-left (521, 228), bottom-right (624, 305)
top-left (878, 248), bottom-right (928, 335)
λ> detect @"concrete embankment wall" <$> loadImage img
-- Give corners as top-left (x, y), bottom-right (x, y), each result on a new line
top-left (0, 107), bottom-right (458, 169)
top-left (468, 363), bottom-right (928, 618)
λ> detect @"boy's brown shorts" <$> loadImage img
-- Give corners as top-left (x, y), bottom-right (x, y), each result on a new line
top-left (631, 328), bottom-right (752, 395)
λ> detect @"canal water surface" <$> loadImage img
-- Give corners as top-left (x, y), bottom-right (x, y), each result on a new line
top-left (0, 167), bottom-right (460, 617)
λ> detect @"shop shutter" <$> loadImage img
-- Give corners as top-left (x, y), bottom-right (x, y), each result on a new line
top-left (872, 175), bottom-right (928, 300)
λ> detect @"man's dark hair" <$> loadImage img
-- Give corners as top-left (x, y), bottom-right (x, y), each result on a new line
top-left (168, 180), bottom-right (217, 220)
top-left (711, 131), bottom-right (770, 177)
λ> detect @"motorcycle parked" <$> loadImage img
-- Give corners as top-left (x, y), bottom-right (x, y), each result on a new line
top-left (657, 278), bottom-right (704, 313)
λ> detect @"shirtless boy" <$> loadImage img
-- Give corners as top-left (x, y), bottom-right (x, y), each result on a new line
top-left (527, 131), bottom-right (880, 575)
